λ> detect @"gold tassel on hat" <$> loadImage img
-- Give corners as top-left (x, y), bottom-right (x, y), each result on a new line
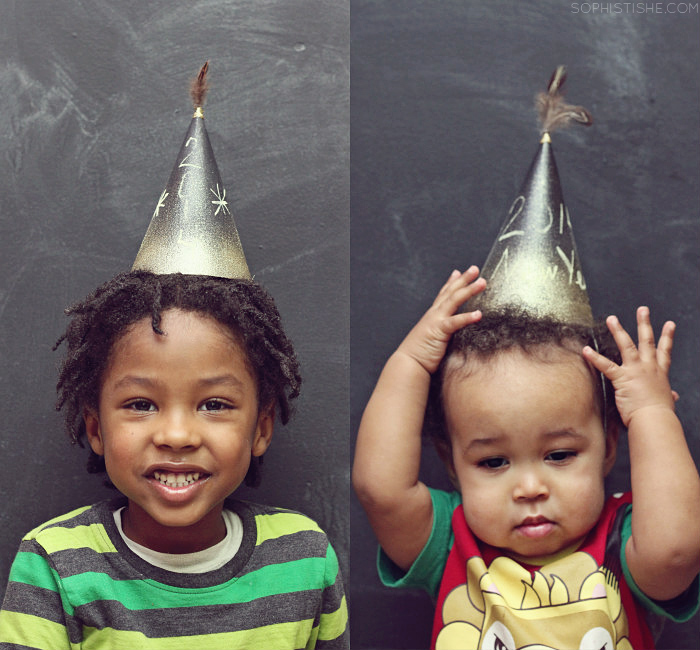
top-left (468, 66), bottom-right (593, 325)
top-left (132, 62), bottom-right (251, 279)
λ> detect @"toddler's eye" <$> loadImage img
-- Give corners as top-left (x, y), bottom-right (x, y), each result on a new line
top-left (126, 400), bottom-right (155, 412)
top-left (199, 399), bottom-right (231, 412)
top-left (546, 450), bottom-right (577, 463)
top-left (478, 457), bottom-right (508, 470)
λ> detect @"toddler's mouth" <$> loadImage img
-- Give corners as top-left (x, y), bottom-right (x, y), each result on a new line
top-left (516, 515), bottom-right (555, 538)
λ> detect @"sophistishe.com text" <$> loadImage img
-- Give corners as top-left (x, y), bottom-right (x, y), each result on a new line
top-left (571, 2), bottom-right (698, 12)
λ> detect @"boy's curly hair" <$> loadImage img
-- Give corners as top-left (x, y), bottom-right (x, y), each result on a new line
top-left (54, 271), bottom-right (302, 487)
top-left (424, 307), bottom-right (622, 451)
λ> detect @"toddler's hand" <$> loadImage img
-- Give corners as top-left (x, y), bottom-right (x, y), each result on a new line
top-left (397, 266), bottom-right (486, 374)
top-left (582, 306), bottom-right (676, 428)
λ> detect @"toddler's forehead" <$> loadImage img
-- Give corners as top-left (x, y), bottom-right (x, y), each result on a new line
top-left (441, 345), bottom-right (603, 440)
top-left (445, 342), bottom-right (586, 379)
top-left (442, 344), bottom-right (598, 414)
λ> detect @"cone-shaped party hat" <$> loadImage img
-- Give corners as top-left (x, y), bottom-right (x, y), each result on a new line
top-left (469, 66), bottom-right (593, 325)
top-left (132, 62), bottom-right (251, 279)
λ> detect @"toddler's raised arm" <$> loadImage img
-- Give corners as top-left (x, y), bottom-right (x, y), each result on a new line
top-left (353, 267), bottom-right (485, 570)
top-left (583, 307), bottom-right (700, 601)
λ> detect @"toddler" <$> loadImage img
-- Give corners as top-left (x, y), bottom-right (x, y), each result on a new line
top-left (353, 267), bottom-right (700, 649)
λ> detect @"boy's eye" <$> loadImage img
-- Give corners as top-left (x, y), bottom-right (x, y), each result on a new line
top-left (478, 457), bottom-right (508, 470)
top-left (546, 450), bottom-right (577, 463)
top-left (199, 399), bottom-right (232, 412)
top-left (126, 400), bottom-right (156, 412)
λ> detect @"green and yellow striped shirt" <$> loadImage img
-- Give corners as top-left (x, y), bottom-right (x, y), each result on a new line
top-left (0, 498), bottom-right (348, 649)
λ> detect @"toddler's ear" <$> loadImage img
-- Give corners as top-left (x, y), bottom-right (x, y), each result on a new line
top-left (84, 409), bottom-right (105, 456)
top-left (252, 403), bottom-right (275, 457)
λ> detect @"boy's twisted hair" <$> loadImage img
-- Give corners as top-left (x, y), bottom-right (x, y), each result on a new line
top-left (424, 307), bottom-right (622, 450)
top-left (54, 271), bottom-right (301, 487)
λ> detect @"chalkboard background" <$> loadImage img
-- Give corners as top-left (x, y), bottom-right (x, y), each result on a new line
top-left (0, 0), bottom-right (349, 606)
top-left (351, 1), bottom-right (699, 648)
top-left (1, 1), bottom-right (699, 647)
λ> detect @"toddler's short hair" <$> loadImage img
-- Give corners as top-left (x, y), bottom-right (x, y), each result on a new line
top-left (55, 271), bottom-right (302, 487)
top-left (424, 307), bottom-right (622, 450)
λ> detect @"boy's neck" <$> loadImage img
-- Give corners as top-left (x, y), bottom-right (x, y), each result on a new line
top-left (122, 502), bottom-right (227, 554)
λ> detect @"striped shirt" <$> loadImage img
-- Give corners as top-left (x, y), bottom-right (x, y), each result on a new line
top-left (0, 498), bottom-right (348, 649)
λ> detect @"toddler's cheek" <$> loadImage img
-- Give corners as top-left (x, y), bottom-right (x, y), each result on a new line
top-left (462, 503), bottom-right (499, 536)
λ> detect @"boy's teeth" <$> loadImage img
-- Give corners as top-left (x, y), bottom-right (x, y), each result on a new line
top-left (153, 471), bottom-right (201, 487)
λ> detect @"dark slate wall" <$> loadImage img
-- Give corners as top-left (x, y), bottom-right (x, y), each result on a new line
top-left (0, 0), bottom-right (349, 595)
top-left (351, 1), bottom-right (699, 648)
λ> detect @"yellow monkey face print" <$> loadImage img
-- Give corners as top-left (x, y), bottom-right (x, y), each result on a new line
top-left (436, 553), bottom-right (632, 650)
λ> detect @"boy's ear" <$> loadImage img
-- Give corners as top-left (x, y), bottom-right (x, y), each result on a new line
top-left (603, 422), bottom-right (619, 476)
top-left (252, 403), bottom-right (275, 457)
top-left (84, 409), bottom-right (105, 456)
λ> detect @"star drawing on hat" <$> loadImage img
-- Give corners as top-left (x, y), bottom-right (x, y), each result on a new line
top-left (152, 189), bottom-right (168, 219)
top-left (210, 183), bottom-right (230, 215)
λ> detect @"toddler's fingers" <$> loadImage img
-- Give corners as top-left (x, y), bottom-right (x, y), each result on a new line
top-left (445, 309), bottom-right (482, 334)
top-left (606, 315), bottom-right (639, 362)
top-left (435, 267), bottom-right (478, 303)
top-left (434, 270), bottom-right (460, 304)
top-left (447, 266), bottom-right (479, 288)
top-left (442, 269), bottom-right (462, 289)
top-left (656, 320), bottom-right (675, 374)
top-left (438, 275), bottom-right (486, 315)
top-left (635, 306), bottom-right (657, 362)
top-left (582, 345), bottom-right (620, 381)
top-left (461, 265), bottom-right (480, 282)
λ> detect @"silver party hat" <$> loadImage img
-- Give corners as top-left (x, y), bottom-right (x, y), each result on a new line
top-left (132, 62), bottom-right (251, 279)
top-left (469, 66), bottom-right (593, 325)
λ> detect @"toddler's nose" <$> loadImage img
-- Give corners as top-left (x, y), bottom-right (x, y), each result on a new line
top-left (512, 469), bottom-right (549, 501)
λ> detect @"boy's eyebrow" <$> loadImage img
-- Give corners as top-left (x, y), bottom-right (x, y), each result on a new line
top-left (112, 375), bottom-right (155, 390)
top-left (111, 374), bottom-right (246, 390)
top-left (197, 374), bottom-right (246, 388)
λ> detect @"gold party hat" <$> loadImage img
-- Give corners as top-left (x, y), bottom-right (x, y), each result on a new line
top-left (132, 62), bottom-right (251, 279)
top-left (469, 66), bottom-right (593, 325)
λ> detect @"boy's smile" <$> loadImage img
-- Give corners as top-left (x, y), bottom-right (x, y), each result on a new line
top-left (84, 308), bottom-right (273, 554)
top-left (443, 346), bottom-right (617, 561)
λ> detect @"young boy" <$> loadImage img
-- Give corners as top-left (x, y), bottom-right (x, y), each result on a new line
top-left (353, 266), bottom-right (700, 648)
top-left (0, 65), bottom-right (348, 649)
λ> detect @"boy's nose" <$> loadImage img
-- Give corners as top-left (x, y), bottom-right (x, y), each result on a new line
top-left (152, 413), bottom-right (202, 450)
top-left (512, 469), bottom-right (549, 501)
